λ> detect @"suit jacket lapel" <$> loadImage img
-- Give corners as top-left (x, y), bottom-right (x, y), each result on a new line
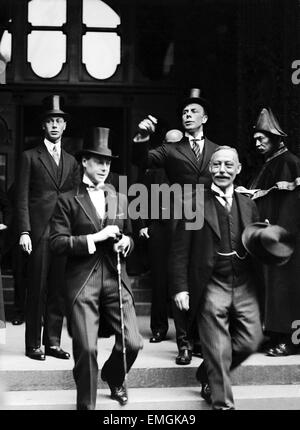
top-left (75, 184), bottom-right (102, 232)
top-left (200, 138), bottom-right (215, 174)
top-left (234, 191), bottom-right (252, 229)
top-left (102, 189), bottom-right (118, 228)
top-left (59, 149), bottom-right (70, 187)
top-left (37, 143), bottom-right (59, 188)
top-left (204, 191), bottom-right (220, 239)
top-left (176, 138), bottom-right (199, 171)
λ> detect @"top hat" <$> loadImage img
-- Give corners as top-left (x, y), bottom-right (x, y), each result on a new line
top-left (40, 95), bottom-right (70, 121)
top-left (76, 127), bottom-right (118, 161)
top-left (180, 88), bottom-right (211, 115)
top-left (242, 222), bottom-right (295, 266)
top-left (253, 107), bottom-right (287, 137)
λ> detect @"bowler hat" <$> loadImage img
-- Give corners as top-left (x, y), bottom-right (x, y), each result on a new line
top-left (253, 107), bottom-right (287, 137)
top-left (180, 88), bottom-right (211, 115)
top-left (40, 94), bottom-right (70, 121)
top-left (242, 222), bottom-right (295, 266)
top-left (76, 127), bottom-right (118, 161)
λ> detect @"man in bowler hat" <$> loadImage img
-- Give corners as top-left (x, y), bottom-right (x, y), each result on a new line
top-left (50, 127), bottom-right (143, 410)
top-left (132, 88), bottom-right (219, 365)
top-left (169, 146), bottom-right (263, 409)
top-left (17, 95), bottom-right (80, 360)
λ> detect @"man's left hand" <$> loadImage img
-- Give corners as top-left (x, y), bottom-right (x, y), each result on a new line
top-left (113, 234), bottom-right (131, 257)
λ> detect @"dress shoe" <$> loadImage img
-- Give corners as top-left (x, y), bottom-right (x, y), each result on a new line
top-left (192, 344), bottom-right (203, 358)
top-left (11, 317), bottom-right (24, 326)
top-left (175, 349), bottom-right (192, 365)
top-left (108, 384), bottom-right (128, 406)
top-left (201, 383), bottom-right (212, 404)
top-left (26, 347), bottom-right (46, 361)
top-left (45, 346), bottom-right (70, 359)
top-left (266, 342), bottom-right (298, 357)
top-left (149, 332), bottom-right (166, 343)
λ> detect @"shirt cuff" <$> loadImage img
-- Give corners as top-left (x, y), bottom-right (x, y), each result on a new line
top-left (133, 133), bottom-right (150, 143)
top-left (87, 235), bottom-right (96, 254)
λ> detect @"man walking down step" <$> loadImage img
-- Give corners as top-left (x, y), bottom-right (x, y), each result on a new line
top-left (17, 95), bottom-right (80, 361)
top-left (50, 127), bottom-right (143, 410)
top-left (169, 146), bottom-right (263, 410)
top-left (132, 88), bottom-right (218, 365)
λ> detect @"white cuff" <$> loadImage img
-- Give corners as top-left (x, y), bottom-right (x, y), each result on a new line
top-left (87, 235), bottom-right (96, 254)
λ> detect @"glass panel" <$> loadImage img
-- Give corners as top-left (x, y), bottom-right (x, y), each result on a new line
top-left (28, 0), bottom-right (66, 26)
top-left (82, 32), bottom-right (120, 79)
top-left (0, 31), bottom-right (11, 84)
top-left (28, 31), bottom-right (66, 78)
top-left (83, 0), bottom-right (120, 28)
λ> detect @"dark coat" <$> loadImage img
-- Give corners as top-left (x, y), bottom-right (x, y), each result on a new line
top-left (49, 183), bottom-right (134, 325)
top-left (169, 189), bottom-right (261, 327)
top-left (250, 149), bottom-right (300, 333)
top-left (16, 141), bottom-right (80, 247)
top-left (132, 136), bottom-right (218, 187)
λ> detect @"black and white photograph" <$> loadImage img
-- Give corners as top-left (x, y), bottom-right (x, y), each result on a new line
top-left (0, 0), bottom-right (300, 414)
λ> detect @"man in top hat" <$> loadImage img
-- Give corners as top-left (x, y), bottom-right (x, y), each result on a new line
top-left (246, 107), bottom-right (300, 356)
top-left (16, 94), bottom-right (80, 360)
top-left (49, 127), bottom-right (143, 410)
top-left (169, 146), bottom-right (263, 410)
top-left (132, 88), bottom-right (218, 365)
top-left (138, 129), bottom-right (183, 344)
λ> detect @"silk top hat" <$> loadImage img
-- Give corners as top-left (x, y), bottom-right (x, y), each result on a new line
top-left (41, 94), bottom-right (70, 121)
top-left (76, 127), bottom-right (118, 160)
top-left (242, 222), bottom-right (295, 266)
top-left (253, 107), bottom-right (287, 137)
top-left (180, 88), bottom-right (211, 115)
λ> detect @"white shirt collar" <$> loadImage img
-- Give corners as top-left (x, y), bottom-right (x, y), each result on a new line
top-left (44, 138), bottom-right (61, 154)
top-left (211, 183), bottom-right (234, 198)
top-left (185, 130), bottom-right (204, 141)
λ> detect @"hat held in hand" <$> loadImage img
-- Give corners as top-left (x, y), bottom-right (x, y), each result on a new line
top-left (242, 221), bottom-right (295, 266)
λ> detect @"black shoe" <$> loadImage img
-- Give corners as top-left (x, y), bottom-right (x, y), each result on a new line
top-left (109, 384), bottom-right (128, 406)
top-left (26, 347), bottom-right (46, 361)
top-left (192, 344), bottom-right (203, 358)
top-left (201, 383), bottom-right (212, 404)
top-left (45, 346), bottom-right (70, 359)
top-left (149, 332), bottom-right (166, 343)
top-left (175, 349), bottom-right (192, 365)
top-left (266, 342), bottom-right (298, 357)
top-left (12, 317), bottom-right (24, 325)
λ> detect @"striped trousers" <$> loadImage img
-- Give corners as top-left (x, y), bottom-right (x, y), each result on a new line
top-left (70, 258), bottom-right (143, 410)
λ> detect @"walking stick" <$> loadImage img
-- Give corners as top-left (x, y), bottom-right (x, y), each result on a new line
top-left (116, 246), bottom-right (128, 391)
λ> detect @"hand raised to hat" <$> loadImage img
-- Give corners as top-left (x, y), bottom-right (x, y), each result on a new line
top-left (137, 115), bottom-right (158, 138)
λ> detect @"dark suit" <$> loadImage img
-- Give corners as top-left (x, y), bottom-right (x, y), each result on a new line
top-left (133, 136), bottom-right (218, 351)
top-left (50, 183), bottom-right (142, 410)
top-left (16, 141), bottom-right (80, 349)
top-left (169, 190), bottom-right (263, 409)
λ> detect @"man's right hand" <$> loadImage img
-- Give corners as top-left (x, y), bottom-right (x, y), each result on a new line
top-left (139, 227), bottom-right (150, 239)
top-left (92, 225), bottom-right (120, 243)
top-left (137, 117), bottom-right (157, 137)
top-left (19, 234), bottom-right (32, 255)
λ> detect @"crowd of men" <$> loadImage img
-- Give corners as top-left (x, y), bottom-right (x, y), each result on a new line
top-left (0, 90), bottom-right (300, 410)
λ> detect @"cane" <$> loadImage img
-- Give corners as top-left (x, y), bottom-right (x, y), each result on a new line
top-left (116, 237), bottom-right (128, 392)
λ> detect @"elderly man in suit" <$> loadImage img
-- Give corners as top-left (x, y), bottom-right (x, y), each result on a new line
top-left (17, 95), bottom-right (80, 360)
top-left (132, 88), bottom-right (218, 365)
top-left (169, 146), bottom-right (263, 409)
top-left (50, 127), bottom-right (143, 410)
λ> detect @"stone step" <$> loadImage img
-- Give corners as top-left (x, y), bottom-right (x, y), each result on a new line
top-left (2, 385), bottom-right (300, 410)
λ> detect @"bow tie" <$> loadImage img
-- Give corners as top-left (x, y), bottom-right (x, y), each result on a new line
top-left (85, 184), bottom-right (105, 192)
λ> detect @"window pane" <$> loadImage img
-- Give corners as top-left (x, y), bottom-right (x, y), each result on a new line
top-left (28, 0), bottom-right (66, 26)
top-left (83, 0), bottom-right (120, 28)
top-left (82, 32), bottom-right (120, 79)
top-left (28, 31), bottom-right (66, 78)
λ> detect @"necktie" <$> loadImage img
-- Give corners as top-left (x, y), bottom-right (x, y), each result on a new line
top-left (52, 145), bottom-right (60, 166)
top-left (212, 190), bottom-right (232, 212)
top-left (224, 197), bottom-right (231, 213)
top-left (191, 139), bottom-right (201, 161)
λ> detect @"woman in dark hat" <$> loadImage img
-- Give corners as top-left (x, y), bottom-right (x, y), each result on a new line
top-left (249, 107), bottom-right (300, 356)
